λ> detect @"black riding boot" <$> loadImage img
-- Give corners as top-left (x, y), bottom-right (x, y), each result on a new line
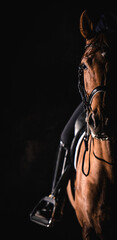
top-left (30, 141), bottom-right (71, 227)
top-left (30, 102), bottom-right (85, 228)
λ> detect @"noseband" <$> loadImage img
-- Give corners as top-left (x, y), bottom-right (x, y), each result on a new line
top-left (88, 85), bottom-right (106, 105)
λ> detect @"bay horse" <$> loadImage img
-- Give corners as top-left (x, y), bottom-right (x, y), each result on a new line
top-left (67, 10), bottom-right (117, 240)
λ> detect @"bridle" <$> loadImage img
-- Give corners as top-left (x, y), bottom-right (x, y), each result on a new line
top-left (78, 42), bottom-right (108, 142)
top-left (77, 42), bottom-right (111, 176)
top-left (78, 64), bottom-right (106, 109)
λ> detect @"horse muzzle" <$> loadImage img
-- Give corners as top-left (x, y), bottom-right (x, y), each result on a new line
top-left (87, 111), bottom-right (109, 140)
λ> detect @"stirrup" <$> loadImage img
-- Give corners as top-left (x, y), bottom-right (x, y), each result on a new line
top-left (30, 195), bottom-right (57, 228)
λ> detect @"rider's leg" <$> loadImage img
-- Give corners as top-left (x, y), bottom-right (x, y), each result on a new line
top-left (51, 102), bottom-right (85, 196)
top-left (30, 102), bottom-right (85, 227)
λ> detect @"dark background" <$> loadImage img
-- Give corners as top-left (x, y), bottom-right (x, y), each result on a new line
top-left (3, 4), bottom-right (116, 239)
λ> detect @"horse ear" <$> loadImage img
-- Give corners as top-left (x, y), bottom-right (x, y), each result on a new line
top-left (80, 10), bottom-right (94, 39)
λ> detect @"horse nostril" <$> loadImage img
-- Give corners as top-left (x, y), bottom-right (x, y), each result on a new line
top-left (88, 112), bottom-right (97, 129)
top-left (89, 113), bottom-right (94, 126)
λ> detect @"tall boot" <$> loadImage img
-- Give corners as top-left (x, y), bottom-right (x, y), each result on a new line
top-left (30, 141), bottom-right (71, 228)
top-left (30, 102), bottom-right (85, 228)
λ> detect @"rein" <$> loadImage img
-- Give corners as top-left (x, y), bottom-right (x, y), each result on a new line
top-left (82, 136), bottom-right (92, 177)
top-left (82, 136), bottom-right (114, 177)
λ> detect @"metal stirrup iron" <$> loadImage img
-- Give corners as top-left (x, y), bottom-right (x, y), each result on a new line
top-left (30, 141), bottom-right (70, 227)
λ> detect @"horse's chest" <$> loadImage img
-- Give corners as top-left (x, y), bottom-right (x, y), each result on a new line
top-left (75, 163), bottom-right (115, 229)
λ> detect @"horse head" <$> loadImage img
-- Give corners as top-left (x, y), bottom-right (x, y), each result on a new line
top-left (79, 10), bottom-right (116, 139)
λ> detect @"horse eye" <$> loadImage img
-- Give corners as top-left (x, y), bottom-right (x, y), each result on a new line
top-left (82, 63), bottom-right (88, 70)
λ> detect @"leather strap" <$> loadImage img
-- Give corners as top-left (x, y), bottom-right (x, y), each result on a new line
top-left (89, 86), bottom-right (106, 105)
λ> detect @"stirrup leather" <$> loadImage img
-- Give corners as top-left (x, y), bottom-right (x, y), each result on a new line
top-left (30, 196), bottom-right (57, 227)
